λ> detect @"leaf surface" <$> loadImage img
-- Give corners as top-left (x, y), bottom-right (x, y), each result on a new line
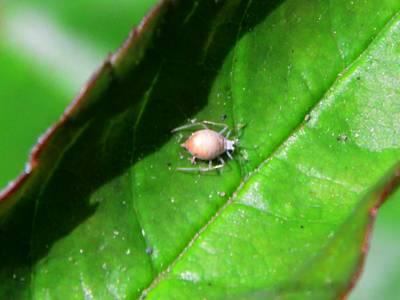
top-left (0, 0), bottom-right (400, 299)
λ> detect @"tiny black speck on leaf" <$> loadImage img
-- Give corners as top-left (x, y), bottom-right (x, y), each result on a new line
top-left (337, 134), bottom-right (348, 143)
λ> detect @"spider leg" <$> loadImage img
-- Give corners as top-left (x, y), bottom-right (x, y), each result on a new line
top-left (171, 122), bottom-right (208, 132)
top-left (201, 120), bottom-right (229, 133)
top-left (172, 120), bottom-right (230, 133)
top-left (219, 127), bottom-right (228, 135)
top-left (202, 120), bottom-right (228, 128)
top-left (177, 164), bottom-right (224, 172)
top-left (177, 158), bottom-right (224, 172)
top-left (226, 151), bottom-right (233, 160)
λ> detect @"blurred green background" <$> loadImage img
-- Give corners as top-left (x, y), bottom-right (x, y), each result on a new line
top-left (0, 0), bottom-right (399, 298)
top-left (0, 0), bottom-right (157, 187)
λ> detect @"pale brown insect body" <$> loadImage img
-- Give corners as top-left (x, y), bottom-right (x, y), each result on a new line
top-left (172, 121), bottom-right (236, 172)
top-left (183, 129), bottom-right (232, 160)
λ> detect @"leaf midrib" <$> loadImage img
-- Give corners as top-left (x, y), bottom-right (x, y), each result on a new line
top-left (138, 7), bottom-right (400, 298)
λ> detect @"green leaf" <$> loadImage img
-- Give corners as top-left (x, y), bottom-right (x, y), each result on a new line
top-left (1, 0), bottom-right (400, 299)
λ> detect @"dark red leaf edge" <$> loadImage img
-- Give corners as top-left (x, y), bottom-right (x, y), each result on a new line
top-left (0, 0), bottom-right (170, 211)
top-left (0, 0), bottom-right (397, 298)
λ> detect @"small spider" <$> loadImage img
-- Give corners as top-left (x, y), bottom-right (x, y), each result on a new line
top-left (171, 120), bottom-right (237, 172)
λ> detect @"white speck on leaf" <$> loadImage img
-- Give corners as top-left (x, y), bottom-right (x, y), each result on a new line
top-left (239, 181), bottom-right (268, 212)
top-left (180, 271), bottom-right (200, 283)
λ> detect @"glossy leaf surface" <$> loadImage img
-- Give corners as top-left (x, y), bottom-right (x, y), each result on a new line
top-left (0, 0), bottom-right (399, 299)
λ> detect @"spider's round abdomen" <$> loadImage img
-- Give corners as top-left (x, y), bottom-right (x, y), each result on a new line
top-left (183, 129), bottom-right (225, 160)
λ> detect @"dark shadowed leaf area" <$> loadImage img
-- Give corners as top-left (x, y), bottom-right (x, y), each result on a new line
top-left (1, 0), bottom-right (400, 299)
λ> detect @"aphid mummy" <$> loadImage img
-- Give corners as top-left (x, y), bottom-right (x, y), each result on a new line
top-left (172, 120), bottom-right (236, 172)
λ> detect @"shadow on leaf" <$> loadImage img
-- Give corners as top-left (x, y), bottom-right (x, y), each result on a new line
top-left (0, 0), bottom-right (283, 296)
